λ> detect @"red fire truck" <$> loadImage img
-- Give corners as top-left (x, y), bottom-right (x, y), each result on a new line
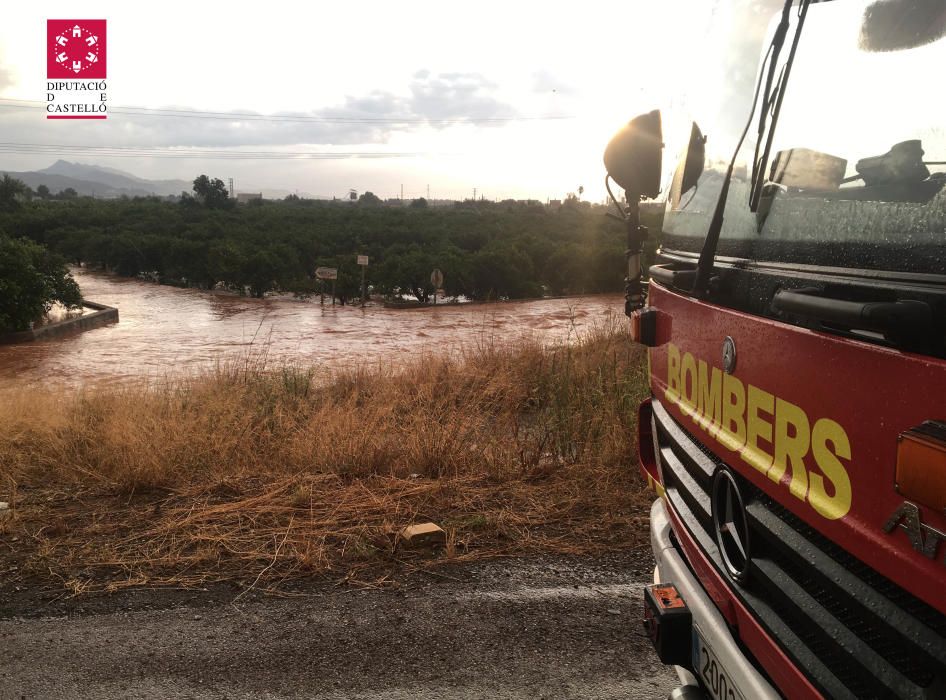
top-left (603, 1), bottom-right (946, 698)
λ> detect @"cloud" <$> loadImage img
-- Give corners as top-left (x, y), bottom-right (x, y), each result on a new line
top-left (531, 69), bottom-right (576, 96)
top-left (0, 71), bottom-right (518, 151)
top-left (408, 71), bottom-right (516, 121)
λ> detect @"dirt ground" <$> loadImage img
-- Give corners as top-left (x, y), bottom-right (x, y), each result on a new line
top-left (0, 550), bottom-right (676, 700)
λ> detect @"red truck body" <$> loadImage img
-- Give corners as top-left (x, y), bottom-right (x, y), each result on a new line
top-left (624, 2), bottom-right (946, 697)
top-left (642, 281), bottom-right (946, 699)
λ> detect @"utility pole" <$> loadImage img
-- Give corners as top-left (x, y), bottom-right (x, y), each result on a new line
top-left (473, 187), bottom-right (477, 201)
top-left (400, 184), bottom-right (403, 200)
top-left (228, 178), bottom-right (234, 198)
top-left (427, 184), bottom-right (430, 199)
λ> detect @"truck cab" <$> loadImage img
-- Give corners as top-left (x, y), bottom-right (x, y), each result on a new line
top-left (606, 1), bottom-right (946, 698)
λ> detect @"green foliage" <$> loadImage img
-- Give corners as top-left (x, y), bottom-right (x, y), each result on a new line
top-left (358, 191), bottom-right (382, 206)
top-left (0, 232), bottom-right (82, 332)
top-left (0, 174), bottom-right (27, 212)
top-left (0, 196), bottom-right (663, 303)
top-left (192, 175), bottom-right (231, 209)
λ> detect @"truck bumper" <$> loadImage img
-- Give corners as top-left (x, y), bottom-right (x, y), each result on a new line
top-left (650, 497), bottom-right (781, 700)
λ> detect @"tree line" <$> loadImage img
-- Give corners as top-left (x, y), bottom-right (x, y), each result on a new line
top-left (0, 173), bottom-right (81, 202)
top-left (1, 174), bottom-right (661, 305)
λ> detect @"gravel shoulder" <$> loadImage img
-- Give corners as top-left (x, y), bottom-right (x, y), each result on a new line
top-left (0, 551), bottom-right (676, 700)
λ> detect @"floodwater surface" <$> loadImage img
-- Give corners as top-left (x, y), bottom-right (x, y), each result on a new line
top-left (0, 269), bottom-right (625, 386)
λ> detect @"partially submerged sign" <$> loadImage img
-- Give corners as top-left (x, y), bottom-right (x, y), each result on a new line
top-left (357, 255), bottom-right (369, 266)
top-left (315, 267), bottom-right (338, 280)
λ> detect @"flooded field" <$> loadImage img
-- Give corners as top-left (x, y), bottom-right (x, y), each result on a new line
top-left (0, 268), bottom-right (625, 386)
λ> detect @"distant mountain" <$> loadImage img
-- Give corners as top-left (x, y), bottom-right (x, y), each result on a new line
top-left (0, 160), bottom-right (190, 198)
top-left (1, 160), bottom-right (297, 200)
top-left (40, 160), bottom-right (193, 196)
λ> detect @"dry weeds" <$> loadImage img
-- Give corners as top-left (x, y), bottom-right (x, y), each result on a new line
top-left (0, 322), bottom-right (651, 594)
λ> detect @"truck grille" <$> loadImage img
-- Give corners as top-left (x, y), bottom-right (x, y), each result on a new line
top-left (652, 400), bottom-right (946, 700)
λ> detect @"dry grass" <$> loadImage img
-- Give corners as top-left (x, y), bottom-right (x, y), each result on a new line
top-left (0, 321), bottom-right (651, 594)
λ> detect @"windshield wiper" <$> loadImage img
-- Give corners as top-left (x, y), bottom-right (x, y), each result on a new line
top-left (748, 1), bottom-right (810, 213)
top-left (773, 288), bottom-right (933, 351)
top-left (692, 0), bottom-right (810, 298)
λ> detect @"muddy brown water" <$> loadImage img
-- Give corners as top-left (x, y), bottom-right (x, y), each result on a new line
top-left (0, 268), bottom-right (625, 387)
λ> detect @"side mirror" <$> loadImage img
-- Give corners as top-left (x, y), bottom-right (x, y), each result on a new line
top-left (669, 122), bottom-right (707, 209)
top-left (603, 110), bottom-right (663, 199)
top-left (603, 110), bottom-right (663, 317)
top-left (681, 122), bottom-right (707, 194)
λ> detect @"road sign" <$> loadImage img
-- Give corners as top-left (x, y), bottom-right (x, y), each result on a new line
top-left (315, 267), bottom-right (338, 280)
top-left (356, 255), bottom-right (369, 306)
top-left (430, 268), bottom-right (444, 288)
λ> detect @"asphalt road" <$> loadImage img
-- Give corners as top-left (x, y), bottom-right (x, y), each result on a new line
top-left (0, 553), bottom-right (677, 699)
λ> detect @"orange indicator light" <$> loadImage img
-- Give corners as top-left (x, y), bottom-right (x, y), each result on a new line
top-left (896, 421), bottom-right (946, 513)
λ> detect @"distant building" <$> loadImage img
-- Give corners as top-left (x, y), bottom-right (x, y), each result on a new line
top-left (548, 199), bottom-right (562, 210)
top-left (236, 192), bottom-right (262, 203)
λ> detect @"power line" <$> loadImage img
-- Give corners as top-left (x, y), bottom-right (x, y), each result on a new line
top-left (0, 99), bottom-right (575, 125)
top-left (0, 141), bottom-right (415, 155)
top-left (0, 142), bottom-right (419, 160)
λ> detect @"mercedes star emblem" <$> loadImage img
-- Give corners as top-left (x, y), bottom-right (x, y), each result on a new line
top-left (722, 336), bottom-right (737, 374)
top-left (712, 468), bottom-right (751, 584)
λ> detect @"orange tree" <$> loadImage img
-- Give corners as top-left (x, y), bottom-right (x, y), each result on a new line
top-left (0, 233), bottom-right (82, 332)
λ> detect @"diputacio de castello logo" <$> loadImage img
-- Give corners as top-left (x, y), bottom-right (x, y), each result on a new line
top-left (48, 20), bottom-right (106, 78)
top-left (46, 19), bottom-right (108, 119)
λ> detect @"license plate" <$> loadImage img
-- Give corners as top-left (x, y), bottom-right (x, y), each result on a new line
top-left (693, 629), bottom-right (747, 700)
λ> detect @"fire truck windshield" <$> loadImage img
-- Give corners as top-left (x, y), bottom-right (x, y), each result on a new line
top-left (662, 0), bottom-right (946, 278)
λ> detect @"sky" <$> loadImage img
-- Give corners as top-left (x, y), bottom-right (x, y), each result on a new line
top-left (0, 0), bottom-right (712, 201)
